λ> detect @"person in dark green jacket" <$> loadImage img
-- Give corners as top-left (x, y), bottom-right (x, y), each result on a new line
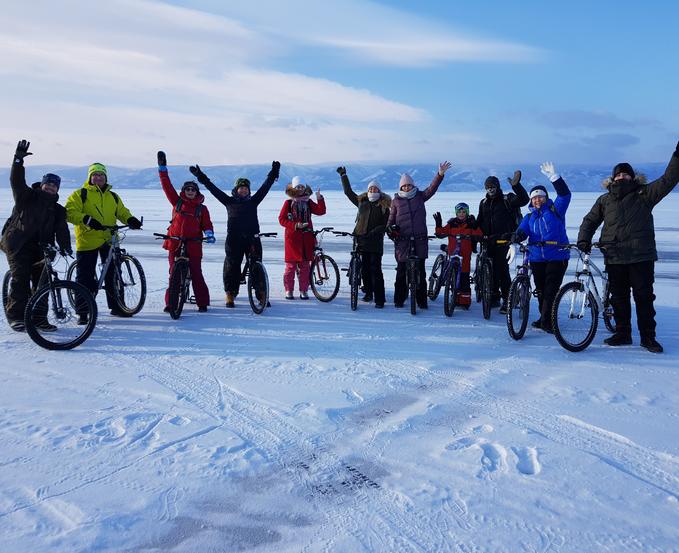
top-left (337, 166), bottom-right (391, 308)
top-left (577, 140), bottom-right (679, 353)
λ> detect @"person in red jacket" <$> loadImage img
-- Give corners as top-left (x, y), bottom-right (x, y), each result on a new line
top-left (433, 202), bottom-right (482, 307)
top-left (278, 176), bottom-right (326, 299)
top-left (157, 151), bottom-right (215, 312)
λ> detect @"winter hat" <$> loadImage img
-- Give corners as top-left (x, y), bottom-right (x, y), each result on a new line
top-left (529, 185), bottom-right (548, 199)
top-left (612, 162), bottom-right (635, 180)
top-left (182, 180), bottom-right (200, 192)
top-left (234, 177), bottom-right (251, 190)
top-left (399, 173), bottom-right (415, 190)
top-left (286, 176), bottom-right (312, 198)
top-left (41, 173), bottom-right (61, 189)
top-left (367, 180), bottom-right (381, 192)
top-left (87, 162), bottom-right (107, 183)
top-left (455, 202), bottom-right (469, 216)
top-left (484, 176), bottom-right (500, 190)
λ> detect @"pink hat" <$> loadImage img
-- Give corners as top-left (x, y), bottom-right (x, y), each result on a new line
top-left (399, 173), bottom-right (414, 189)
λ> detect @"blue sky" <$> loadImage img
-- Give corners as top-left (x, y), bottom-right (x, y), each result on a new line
top-left (0, 0), bottom-right (676, 167)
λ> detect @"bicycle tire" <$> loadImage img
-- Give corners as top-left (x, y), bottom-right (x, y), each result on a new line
top-left (473, 255), bottom-right (482, 303)
top-left (65, 259), bottom-right (99, 307)
top-left (2, 271), bottom-right (10, 318)
top-left (349, 257), bottom-right (360, 311)
top-left (481, 261), bottom-right (493, 320)
top-left (167, 261), bottom-right (189, 319)
top-left (507, 275), bottom-right (530, 340)
top-left (443, 264), bottom-right (458, 317)
top-left (552, 281), bottom-right (599, 352)
top-left (113, 254), bottom-right (146, 315)
top-left (309, 254), bottom-right (340, 302)
top-left (408, 260), bottom-right (417, 315)
top-left (602, 287), bottom-right (615, 333)
top-left (428, 254), bottom-right (445, 301)
top-left (24, 280), bottom-right (97, 350)
top-left (247, 261), bottom-right (269, 315)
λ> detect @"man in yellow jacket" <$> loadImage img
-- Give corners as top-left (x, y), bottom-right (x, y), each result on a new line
top-left (65, 163), bottom-right (142, 320)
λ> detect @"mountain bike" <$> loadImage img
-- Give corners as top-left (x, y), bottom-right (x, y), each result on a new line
top-left (308, 227), bottom-right (340, 302)
top-left (551, 244), bottom-right (615, 352)
top-left (239, 232), bottom-right (277, 314)
top-left (66, 223), bottom-right (146, 316)
top-left (24, 244), bottom-right (97, 350)
top-left (473, 237), bottom-right (507, 320)
top-left (429, 235), bottom-right (476, 317)
top-left (332, 230), bottom-right (362, 310)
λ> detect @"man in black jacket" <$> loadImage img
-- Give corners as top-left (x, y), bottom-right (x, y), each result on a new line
top-left (0, 140), bottom-right (71, 332)
top-left (190, 161), bottom-right (280, 307)
top-left (578, 141), bottom-right (679, 353)
top-left (476, 171), bottom-right (529, 313)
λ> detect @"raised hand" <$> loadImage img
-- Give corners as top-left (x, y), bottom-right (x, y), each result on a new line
top-left (336, 166), bottom-right (347, 177)
top-left (157, 151), bottom-right (167, 167)
top-left (540, 162), bottom-right (557, 180)
top-left (270, 161), bottom-right (281, 180)
top-left (507, 170), bottom-right (522, 187)
top-left (316, 186), bottom-right (323, 200)
top-left (438, 161), bottom-right (452, 176)
top-left (433, 212), bottom-right (443, 228)
top-left (14, 140), bottom-right (32, 162)
top-left (189, 165), bottom-right (209, 184)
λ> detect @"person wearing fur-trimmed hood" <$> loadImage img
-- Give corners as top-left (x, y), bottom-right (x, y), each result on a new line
top-left (337, 166), bottom-right (391, 308)
top-left (577, 141), bottom-right (679, 353)
top-left (278, 176), bottom-right (327, 299)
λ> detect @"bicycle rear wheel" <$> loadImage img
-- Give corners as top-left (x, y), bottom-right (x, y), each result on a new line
top-left (113, 254), bottom-right (146, 315)
top-left (349, 257), bottom-right (360, 311)
top-left (443, 264), bottom-right (458, 317)
top-left (552, 281), bottom-right (599, 352)
top-left (507, 276), bottom-right (530, 340)
top-left (247, 261), bottom-right (269, 314)
top-left (25, 280), bottom-right (97, 350)
top-left (481, 261), bottom-right (493, 320)
top-left (2, 271), bottom-right (10, 319)
top-left (428, 254), bottom-right (445, 301)
top-left (408, 260), bottom-right (418, 315)
top-left (309, 254), bottom-right (340, 302)
top-left (167, 261), bottom-right (189, 319)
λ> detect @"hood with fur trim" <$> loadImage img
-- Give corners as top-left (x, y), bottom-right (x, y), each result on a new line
top-left (356, 191), bottom-right (391, 210)
top-left (285, 183), bottom-right (313, 198)
top-left (601, 174), bottom-right (647, 189)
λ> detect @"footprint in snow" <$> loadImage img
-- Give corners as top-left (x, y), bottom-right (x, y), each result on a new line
top-left (511, 446), bottom-right (542, 475)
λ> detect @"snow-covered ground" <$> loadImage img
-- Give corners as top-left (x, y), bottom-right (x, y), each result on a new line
top-left (1, 186), bottom-right (678, 553)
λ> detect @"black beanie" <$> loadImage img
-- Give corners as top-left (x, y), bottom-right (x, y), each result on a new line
top-left (182, 181), bottom-right (200, 192)
top-left (484, 176), bottom-right (500, 189)
top-left (41, 173), bottom-right (61, 189)
top-left (612, 162), bottom-right (635, 180)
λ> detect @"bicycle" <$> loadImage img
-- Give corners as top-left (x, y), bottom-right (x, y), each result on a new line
top-left (307, 227), bottom-right (340, 302)
top-left (394, 233), bottom-right (432, 315)
top-left (66, 222), bottom-right (146, 316)
top-left (473, 237), bottom-right (509, 320)
top-left (23, 244), bottom-right (98, 350)
top-left (332, 230), bottom-right (362, 311)
top-left (237, 232), bottom-right (277, 314)
top-left (551, 244), bottom-right (615, 352)
top-left (429, 234), bottom-right (476, 317)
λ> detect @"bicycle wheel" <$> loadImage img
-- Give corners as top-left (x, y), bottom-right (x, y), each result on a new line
top-left (428, 254), bottom-right (445, 301)
top-left (349, 257), bottom-right (360, 311)
top-left (481, 261), bottom-right (493, 320)
top-left (408, 260), bottom-right (418, 315)
top-left (443, 264), bottom-right (458, 317)
top-left (2, 271), bottom-right (10, 319)
top-left (507, 276), bottom-right (530, 340)
top-left (552, 281), bottom-right (599, 352)
top-left (24, 280), bottom-right (97, 350)
top-left (66, 259), bottom-right (98, 307)
top-left (309, 254), bottom-right (340, 302)
top-left (602, 286), bottom-right (615, 333)
top-left (113, 254), bottom-right (146, 315)
top-left (167, 260), bottom-right (189, 319)
top-left (247, 261), bottom-right (269, 314)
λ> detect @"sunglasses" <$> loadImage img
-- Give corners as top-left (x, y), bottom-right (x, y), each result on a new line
top-left (184, 187), bottom-right (198, 192)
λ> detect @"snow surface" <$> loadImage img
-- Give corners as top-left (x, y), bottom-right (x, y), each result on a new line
top-left (1, 188), bottom-right (678, 553)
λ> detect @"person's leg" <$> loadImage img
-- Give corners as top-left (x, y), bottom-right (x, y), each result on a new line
top-left (189, 255), bottom-right (210, 308)
top-left (530, 261), bottom-right (547, 324)
top-left (416, 259), bottom-right (428, 307)
top-left (540, 260), bottom-right (568, 331)
top-left (223, 237), bottom-right (246, 298)
top-left (371, 253), bottom-right (386, 307)
top-left (98, 244), bottom-right (120, 310)
top-left (164, 252), bottom-right (175, 308)
top-left (75, 248), bottom-right (100, 317)
top-left (629, 260), bottom-right (657, 344)
top-left (496, 246), bottom-right (511, 303)
top-left (298, 260), bottom-right (311, 293)
top-left (283, 262), bottom-right (297, 295)
top-left (606, 263), bottom-right (632, 337)
top-left (5, 247), bottom-right (35, 325)
top-left (394, 262), bottom-right (407, 306)
top-left (360, 252), bottom-right (373, 301)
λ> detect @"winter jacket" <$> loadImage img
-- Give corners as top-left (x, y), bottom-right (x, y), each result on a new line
top-left (516, 177), bottom-right (571, 262)
top-left (65, 182), bottom-right (134, 252)
top-left (201, 170), bottom-right (276, 241)
top-left (387, 172), bottom-right (443, 262)
top-left (578, 150), bottom-right (679, 265)
top-left (159, 170), bottom-right (213, 258)
top-left (435, 216), bottom-right (483, 272)
top-left (477, 182), bottom-right (529, 239)
top-left (1, 160), bottom-right (70, 255)
top-left (340, 174), bottom-right (391, 254)
top-left (278, 188), bottom-right (327, 262)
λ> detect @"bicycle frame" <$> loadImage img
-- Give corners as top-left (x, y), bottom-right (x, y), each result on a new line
top-left (95, 226), bottom-right (130, 291)
top-left (567, 251), bottom-right (607, 318)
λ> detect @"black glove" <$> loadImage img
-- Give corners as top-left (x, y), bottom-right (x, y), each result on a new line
top-left (577, 240), bottom-right (592, 254)
top-left (674, 140), bottom-right (679, 158)
top-left (433, 212), bottom-right (443, 228)
top-left (269, 161), bottom-right (280, 180)
top-left (189, 165), bottom-right (209, 185)
top-left (157, 150), bottom-right (167, 167)
top-left (336, 166), bottom-right (347, 177)
top-left (507, 170), bottom-right (521, 188)
top-left (386, 224), bottom-right (400, 240)
top-left (127, 216), bottom-right (143, 230)
top-left (83, 215), bottom-right (104, 230)
top-left (14, 139), bottom-right (32, 164)
top-left (509, 232), bottom-right (520, 244)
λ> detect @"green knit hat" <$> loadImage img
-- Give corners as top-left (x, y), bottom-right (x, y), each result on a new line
top-left (87, 162), bottom-right (107, 184)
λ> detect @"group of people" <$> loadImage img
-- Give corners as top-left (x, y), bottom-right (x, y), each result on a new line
top-left (2, 139), bottom-right (678, 353)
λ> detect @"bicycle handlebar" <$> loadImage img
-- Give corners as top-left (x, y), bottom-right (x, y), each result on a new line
top-left (153, 233), bottom-right (207, 242)
top-left (256, 232), bottom-right (278, 238)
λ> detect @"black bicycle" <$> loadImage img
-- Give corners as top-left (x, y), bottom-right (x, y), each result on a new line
top-left (332, 231), bottom-right (363, 310)
top-left (431, 234), bottom-right (477, 317)
top-left (24, 244), bottom-right (98, 350)
top-left (308, 227), bottom-right (340, 302)
top-left (473, 236), bottom-right (509, 320)
top-left (239, 232), bottom-right (277, 314)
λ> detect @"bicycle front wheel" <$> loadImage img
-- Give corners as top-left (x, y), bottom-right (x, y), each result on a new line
top-left (507, 276), bottom-right (530, 340)
top-left (428, 254), bottom-right (445, 301)
top-left (443, 264), bottom-right (457, 317)
top-left (552, 281), bottom-right (599, 352)
top-left (113, 255), bottom-right (146, 316)
top-left (2, 271), bottom-right (11, 319)
top-left (481, 261), bottom-right (493, 320)
top-left (349, 257), bottom-right (360, 311)
top-left (248, 261), bottom-right (269, 314)
top-left (309, 254), bottom-right (340, 302)
top-left (25, 281), bottom-right (97, 350)
top-left (167, 260), bottom-right (189, 319)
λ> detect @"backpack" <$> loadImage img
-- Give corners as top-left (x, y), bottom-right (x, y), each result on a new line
top-left (174, 198), bottom-right (203, 219)
top-left (482, 194), bottom-right (523, 230)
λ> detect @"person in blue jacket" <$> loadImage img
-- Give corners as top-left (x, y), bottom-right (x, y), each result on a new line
top-left (512, 162), bottom-right (571, 333)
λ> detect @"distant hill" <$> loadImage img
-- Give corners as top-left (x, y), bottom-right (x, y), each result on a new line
top-left (1, 162), bottom-right (670, 193)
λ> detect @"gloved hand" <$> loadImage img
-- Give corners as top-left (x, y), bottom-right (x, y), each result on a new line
top-left (433, 212), bottom-right (443, 228)
top-left (506, 244), bottom-right (517, 264)
top-left (157, 150), bottom-right (167, 168)
top-left (336, 166), bottom-right (347, 177)
top-left (540, 161), bottom-right (558, 181)
top-left (127, 216), bottom-right (143, 230)
top-left (83, 215), bottom-right (104, 230)
top-left (577, 240), bottom-right (592, 254)
top-left (438, 161), bottom-right (452, 176)
top-left (189, 165), bottom-right (210, 185)
top-left (295, 222), bottom-right (309, 230)
top-left (507, 170), bottom-right (522, 187)
top-left (386, 224), bottom-right (400, 240)
top-left (269, 160), bottom-right (281, 180)
top-left (674, 140), bottom-right (679, 158)
top-left (205, 230), bottom-right (216, 244)
top-left (14, 140), bottom-right (32, 164)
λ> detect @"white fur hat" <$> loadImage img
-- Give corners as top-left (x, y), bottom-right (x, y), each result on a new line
top-left (291, 176), bottom-right (304, 187)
